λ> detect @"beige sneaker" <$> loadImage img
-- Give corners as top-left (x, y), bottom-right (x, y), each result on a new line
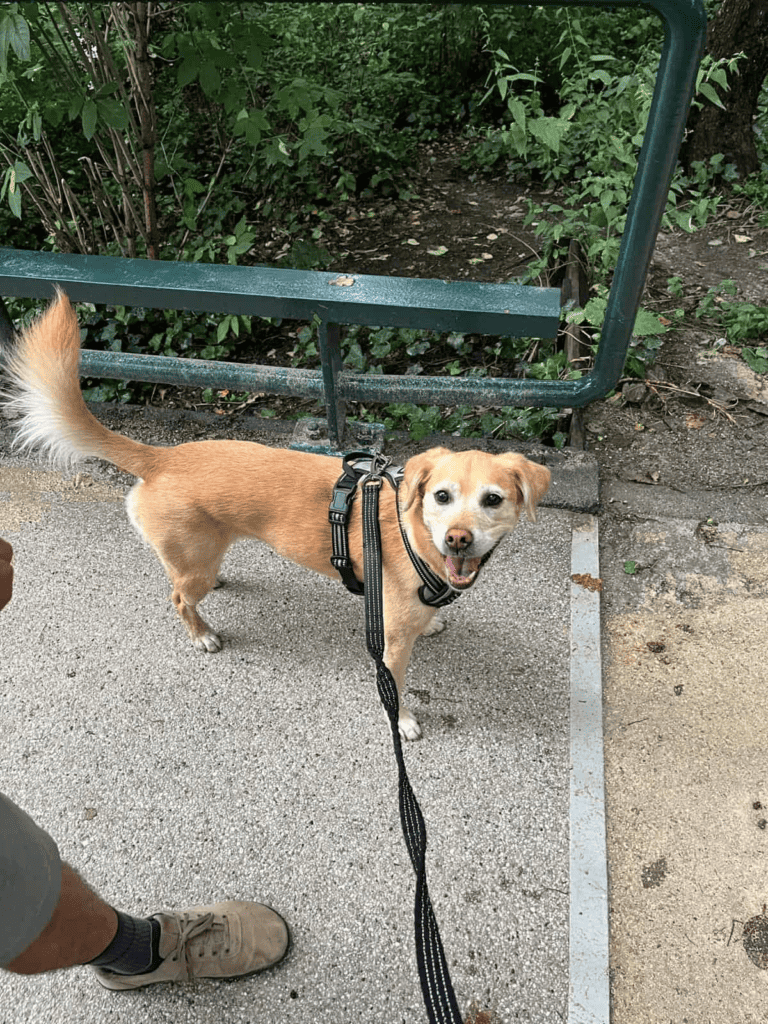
top-left (92, 900), bottom-right (290, 990)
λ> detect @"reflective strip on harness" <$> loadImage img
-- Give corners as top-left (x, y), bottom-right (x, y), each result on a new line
top-left (328, 462), bottom-right (363, 595)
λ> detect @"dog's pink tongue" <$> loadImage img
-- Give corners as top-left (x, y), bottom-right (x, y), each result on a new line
top-left (446, 555), bottom-right (481, 586)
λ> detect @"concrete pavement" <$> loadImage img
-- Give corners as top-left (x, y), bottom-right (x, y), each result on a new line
top-left (0, 430), bottom-right (585, 1024)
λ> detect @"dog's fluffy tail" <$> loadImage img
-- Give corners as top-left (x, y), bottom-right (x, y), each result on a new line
top-left (3, 288), bottom-right (161, 479)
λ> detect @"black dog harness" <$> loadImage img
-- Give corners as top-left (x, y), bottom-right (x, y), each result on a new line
top-left (329, 451), bottom-right (462, 609)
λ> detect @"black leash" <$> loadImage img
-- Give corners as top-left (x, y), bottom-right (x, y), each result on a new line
top-left (359, 455), bottom-right (463, 1024)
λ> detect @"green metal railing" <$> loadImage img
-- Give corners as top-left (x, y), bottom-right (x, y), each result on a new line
top-left (0, 0), bottom-right (706, 451)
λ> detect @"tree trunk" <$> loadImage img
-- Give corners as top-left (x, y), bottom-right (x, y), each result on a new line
top-left (115, 2), bottom-right (159, 259)
top-left (680, 0), bottom-right (768, 177)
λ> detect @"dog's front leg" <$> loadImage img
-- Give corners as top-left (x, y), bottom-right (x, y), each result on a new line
top-left (382, 631), bottom-right (422, 742)
top-left (420, 611), bottom-right (445, 636)
top-left (382, 588), bottom-right (437, 741)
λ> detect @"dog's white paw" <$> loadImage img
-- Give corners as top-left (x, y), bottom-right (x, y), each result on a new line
top-left (194, 631), bottom-right (222, 653)
top-left (421, 613), bottom-right (445, 637)
top-left (398, 709), bottom-right (423, 742)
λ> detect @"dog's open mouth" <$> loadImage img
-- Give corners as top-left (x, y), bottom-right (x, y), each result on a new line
top-left (445, 555), bottom-right (482, 589)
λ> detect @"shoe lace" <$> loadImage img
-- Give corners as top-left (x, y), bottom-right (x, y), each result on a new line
top-left (171, 911), bottom-right (231, 975)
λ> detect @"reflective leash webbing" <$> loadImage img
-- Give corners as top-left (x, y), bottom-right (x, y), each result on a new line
top-left (361, 469), bottom-right (463, 1024)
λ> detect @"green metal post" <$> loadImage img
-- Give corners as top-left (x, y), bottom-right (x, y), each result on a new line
top-left (547, 0), bottom-right (707, 405)
top-left (317, 322), bottom-right (345, 447)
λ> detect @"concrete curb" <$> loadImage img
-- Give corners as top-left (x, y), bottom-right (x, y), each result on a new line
top-left (569, 515), bottom-right (609, 1024)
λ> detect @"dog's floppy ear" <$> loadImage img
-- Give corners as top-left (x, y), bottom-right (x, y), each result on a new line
top-left (400, 447), bottom-right (452, 511)
top-left (500, 454), bottom-right (551, 522)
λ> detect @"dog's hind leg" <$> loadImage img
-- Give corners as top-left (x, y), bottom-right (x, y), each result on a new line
top-left (168, 564), bottom-right (226, 652)
top-left (161, 529), bottom-right (232, 651)
top-left (127, 484), bottom-right (230, 652)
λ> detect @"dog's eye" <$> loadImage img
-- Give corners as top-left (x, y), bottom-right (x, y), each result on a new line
top-left (434, 490), bottom-right (451, 504)
top-left (484, 493), bottom-right (503, 508)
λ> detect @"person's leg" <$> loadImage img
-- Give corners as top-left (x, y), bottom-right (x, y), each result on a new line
top-left (6, 863), bottom-right (118, 974)
top-left (1, 790), bottom-right (290, 988)
top-left (1, 792), bottom-right (157, 978)
top-left (4, 847), bottom-right (290, 990)
top-left (1, 791), bottom-right (63, 970)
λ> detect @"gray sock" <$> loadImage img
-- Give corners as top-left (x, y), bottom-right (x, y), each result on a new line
top-left (88, 910), bottom-right (161, 975)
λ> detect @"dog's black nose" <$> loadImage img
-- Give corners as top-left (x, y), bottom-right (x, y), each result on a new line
top-left (446, 528), bottom-right (472, 551)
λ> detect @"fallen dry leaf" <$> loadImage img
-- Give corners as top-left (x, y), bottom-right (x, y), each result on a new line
top-left (464, 1004), bottom-right (497, 1024)
top-left (572, 572), bottom-right (603, 592)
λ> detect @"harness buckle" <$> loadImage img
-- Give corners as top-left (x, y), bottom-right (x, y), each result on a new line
top-left (329, 485), bottom-right (355, 520)
top-left (328, 475), bottom-right (357, 524)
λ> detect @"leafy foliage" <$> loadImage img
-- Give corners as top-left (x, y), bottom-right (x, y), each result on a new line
top-left (291, 321), bottom-right (576, 446)
top-left (1, 3), bottom-right (494, 254)
top-left (695, 280), bottom-right (768, 353)
top-left (0, 3), bottom-right (765, 443)
top-left (470, 10), bottom-right (746, 289)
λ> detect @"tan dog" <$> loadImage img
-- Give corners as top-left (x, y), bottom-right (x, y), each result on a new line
top-left (4, 290), bottom-right (551, 739)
